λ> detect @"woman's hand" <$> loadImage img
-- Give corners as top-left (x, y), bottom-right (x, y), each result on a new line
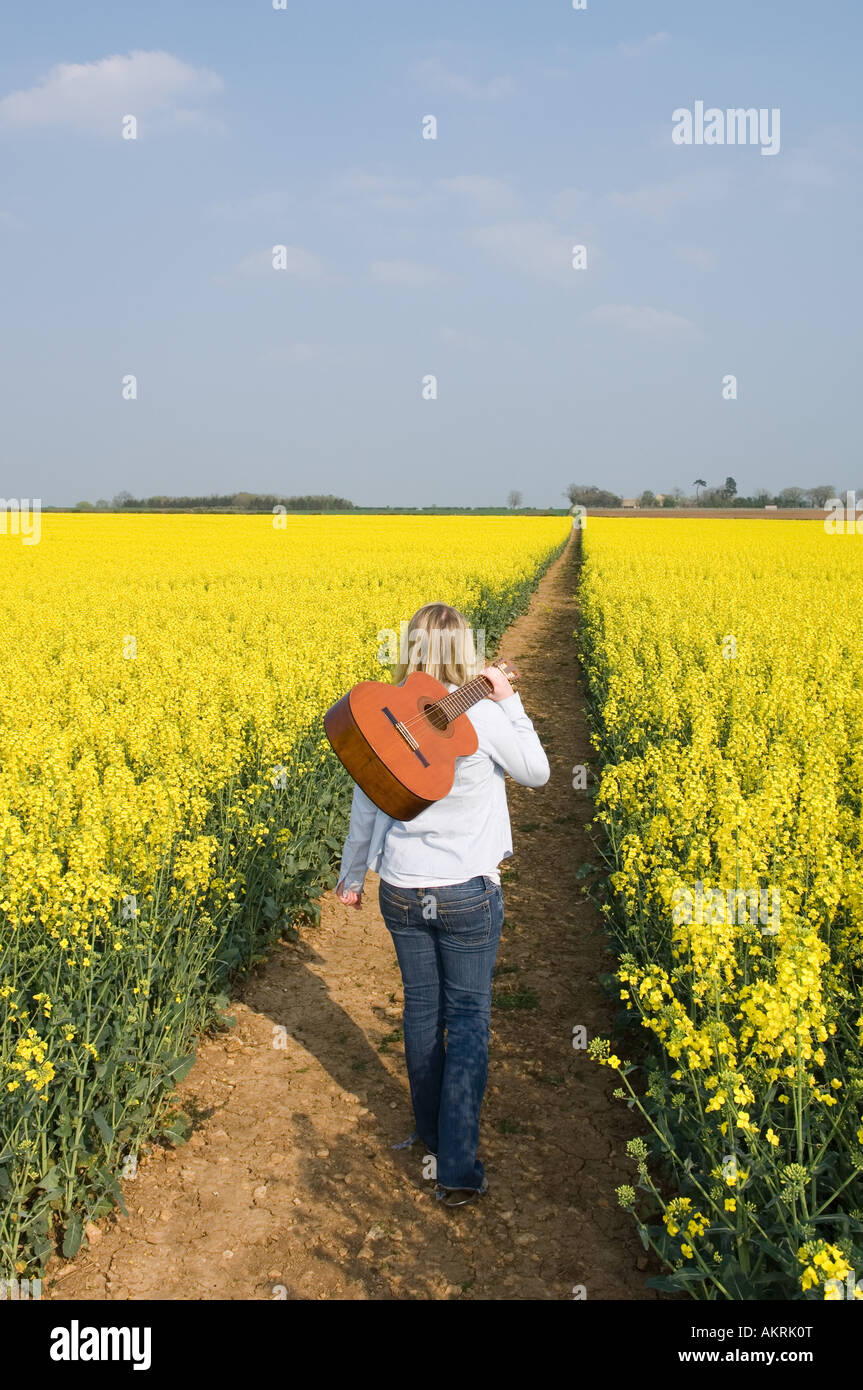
top-left (336, 880), bottom-right (363, 909)
top-left (481, 664), bottom-right (515, 702)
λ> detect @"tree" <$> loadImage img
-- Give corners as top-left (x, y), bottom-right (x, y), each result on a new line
top-left (75, 500), bottom-right (95, 511)
top-left (807, 484), bottom-right (837, 508)
top-left (507, 490), bottom-right (523, 509)
top-left (723, 476), bottom-right (737, 501)
top-left (693, 478), bottom-right (707, 502)
top-left (639, 490), bottom-right (657, 507)
top-left (564, 483), bottom-right (622, 509)
top-left (777, 486), bottom-right (806, 508)
top-left (112, 490), bottom-right (134, 509)
top-left (699, 486), bottom-right (727, 508)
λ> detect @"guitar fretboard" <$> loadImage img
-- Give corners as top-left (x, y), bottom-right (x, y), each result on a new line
top-left (434, 674), bottom-right (495, 724)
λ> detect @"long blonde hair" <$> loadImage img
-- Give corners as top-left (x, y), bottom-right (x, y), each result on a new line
top-left (392, 603), bottom-right (481, 687)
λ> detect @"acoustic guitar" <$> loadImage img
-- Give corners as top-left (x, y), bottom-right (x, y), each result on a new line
top-left (323, 657), bottom-right (520, 820)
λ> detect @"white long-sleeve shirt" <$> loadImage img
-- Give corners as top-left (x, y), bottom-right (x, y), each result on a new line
top-left (337, 689), bottom-right (550, 891)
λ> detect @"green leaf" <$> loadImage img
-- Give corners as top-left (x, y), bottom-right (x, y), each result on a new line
top-left (161, 1113), bottom-right (193, 1146)
top-left (166, 1054), bottom-right (196, 1084)
top-left (38, 1164), bottom-right (63, 1193)
top-left (62, 1212), bottom-right (84, 1259)
top-left (749, 1235), bottom-right (788, 1263)
top-left (92, 1108), bottom-right (114, 1145)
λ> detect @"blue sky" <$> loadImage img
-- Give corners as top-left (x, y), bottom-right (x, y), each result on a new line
top-left (1, 0), bottom-right (860, 507)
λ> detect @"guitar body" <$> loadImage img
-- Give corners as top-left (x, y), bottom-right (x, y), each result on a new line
top-left (324, 671), bottom-right (480, 820)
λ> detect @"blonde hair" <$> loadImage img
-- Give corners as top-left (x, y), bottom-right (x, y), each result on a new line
top-left (392, 603), bottom-right (481, 687)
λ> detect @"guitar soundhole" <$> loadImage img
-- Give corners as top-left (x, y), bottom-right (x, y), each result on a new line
top-left (421, 701), bottom-right (449, 734)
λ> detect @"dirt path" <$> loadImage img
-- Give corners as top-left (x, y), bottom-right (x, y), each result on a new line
top-left (46, 535), bottom-right (662, 1301)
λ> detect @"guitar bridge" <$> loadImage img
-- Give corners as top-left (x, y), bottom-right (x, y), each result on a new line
top-left (382, 706), bottom-right (430, 767)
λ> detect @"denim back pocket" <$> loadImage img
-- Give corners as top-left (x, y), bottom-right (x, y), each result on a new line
top-left (378, 880), bottom-right (414, 933)
top-left (435, 895), bottom-right (493, 947)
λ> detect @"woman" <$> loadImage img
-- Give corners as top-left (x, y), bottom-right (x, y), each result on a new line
top-left (335, 602), bottom-right (550, 1207)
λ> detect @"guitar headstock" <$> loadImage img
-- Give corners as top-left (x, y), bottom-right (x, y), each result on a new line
top-left (491, 657), bottom-right (520, 683)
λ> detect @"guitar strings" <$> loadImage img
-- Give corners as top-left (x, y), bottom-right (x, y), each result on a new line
top-left (395, 661), bottom-right (516, 734)
top-left (395, 660), bottom-right (509, 732)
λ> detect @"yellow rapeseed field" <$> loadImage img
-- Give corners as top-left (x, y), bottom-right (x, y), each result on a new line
top-left (0, 510), bottom-right (569, 1271)
top-left (580, 518), bottom-right (863, 1300)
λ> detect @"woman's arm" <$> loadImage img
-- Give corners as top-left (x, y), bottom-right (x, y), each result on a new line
top-left (335, 783), bottom-right (379, 907)
top-left (479, 666), bottom-right (550, 787)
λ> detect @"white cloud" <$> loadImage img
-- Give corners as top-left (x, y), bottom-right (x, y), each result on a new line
top-left (471, 220), bottom-right (574, 281)
top-left (0, 50), bottom-right (223, 135)
top-left (334, 171), bottom-right (414, 197)
top-left (618, 32), bottom-right (670, 59)
top-left (675, 244), bottom-right (717, 271)
top-left (333, 169), bottom-right (517, 217)
top-left (550, 186), bottom-right (590, 221)
top-left (371, 259), bottom-right (443, 286)
top-left (441, 325), bottom-right (486, 353)
top-left (777, 128), bottom-right (862, 189)
top-left (262, 343), bottom-right (325, 364)
top-left (205, 190), bottom-right (292, 222)
top-left (285, 342), bottom-right (324, 362)
top-left (331, 170), bottom-right (430, 213)
top-left (608, 171), bottom-right (731, 220)
top-left (584, 304), bottom-right (699, 339)
top-left (436, 174), bottom-right (517, 212)
top-left (236, 245), bottom-right (324, 280)
top-left (413, 58), bottom-right (514, 100)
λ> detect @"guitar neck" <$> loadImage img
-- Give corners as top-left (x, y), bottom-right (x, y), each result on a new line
top-left (435, 663), bottom-right (510, 723)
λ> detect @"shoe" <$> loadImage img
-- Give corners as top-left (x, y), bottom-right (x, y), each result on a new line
top-left (434, 1176), bottom-right (489, 1207)
top-left (392, 1133), bottom-right (438, 1180)
top-left (391, 1132), bottom-right (421, 1151)
top-left (392, 1132), bottom-right (437, 1157)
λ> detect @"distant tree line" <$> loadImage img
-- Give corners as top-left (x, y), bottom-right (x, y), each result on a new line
top-left (68, 480), bottom-right (846, 515)
top-left (563, 480), bottom-right (843, 510)
top-left (69, 493), bottom-right (570, 515)
top-left (74, 491), bottom-right (356, 512)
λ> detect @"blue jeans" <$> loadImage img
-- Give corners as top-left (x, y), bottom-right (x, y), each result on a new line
top-left (378, 874), bottom-right (504, 1190)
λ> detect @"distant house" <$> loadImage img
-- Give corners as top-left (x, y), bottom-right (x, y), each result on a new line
top-left (765, 504), bottom-right (778, 511)
top-left (622, 498), bottom-right (638, 509)
top-left (654, 493), bottom-right (665, 505)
